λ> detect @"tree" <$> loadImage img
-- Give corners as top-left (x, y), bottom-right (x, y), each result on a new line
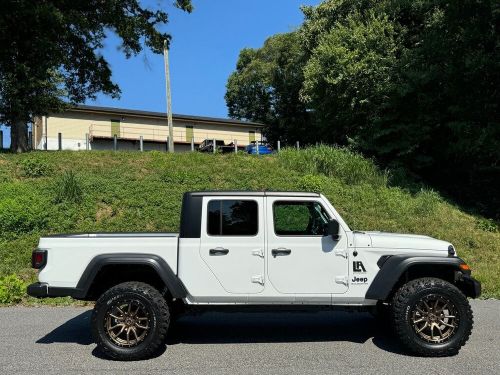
top-left (0, 0), bottom-right (193, 152)
top-left (225, 32), bottom-right (311, 145)
top-left (226, 0), bottom-right (499, 217)
top-left (301, 9), bottom-right (398, 145)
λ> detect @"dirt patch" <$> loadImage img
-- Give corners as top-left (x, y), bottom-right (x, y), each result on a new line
top-left (95, 203), bottom-right (114, 222)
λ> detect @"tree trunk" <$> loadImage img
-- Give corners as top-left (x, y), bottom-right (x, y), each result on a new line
top-left (10, 120), bottom-right (28, 153)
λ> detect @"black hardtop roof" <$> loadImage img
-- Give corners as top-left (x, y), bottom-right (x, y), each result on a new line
top-left (186, 191), bottom-right (321, 197)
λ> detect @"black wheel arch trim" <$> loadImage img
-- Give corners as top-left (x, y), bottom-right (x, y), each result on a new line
top-left (73, 253), bottom-right (187, 300)
top-left (365, 255), bottom-right (480, 300)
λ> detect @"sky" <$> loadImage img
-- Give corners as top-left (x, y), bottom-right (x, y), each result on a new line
top-left (1, 0), bottom-right (321, 148)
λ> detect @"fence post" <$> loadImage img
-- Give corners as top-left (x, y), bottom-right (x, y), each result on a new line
top-left (191, 137), bottom-right (194, 152)
top-left (166, 137), bottom-right (169, 152)
top-left (0, 130), bottom-right (3, 150)
top-left (85, 133), bottom-right (89, 151)
top-left (113, 134), bottom-right (117, 151)
top-left (277, 140), bottom-right (281, 153)
top-left (296, 141), bottom-right (300, 150)
top-left (44, 116), bottom-right (48, 151)
top-left (28, 131), bottom-right (32, 150)
top-left (140, 136), bottom-right (144, 152)
top-left (256, 140), bottom-right (259, 155)
top-left (58, 133), bottom-right (62, 150)
top-left (234, 139), bottom-right (238, 154)
top-left (213, 138), bottom-right (216, 154)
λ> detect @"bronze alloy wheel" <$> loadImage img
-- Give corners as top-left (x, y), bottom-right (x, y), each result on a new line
top-left (105, 299), bottom-right (151, 347)
top-left (410, 294), bottom-right (459, 344)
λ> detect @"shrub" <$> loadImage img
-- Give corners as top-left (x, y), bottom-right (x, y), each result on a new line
top-left (476, 218), bottom-right (498, 233)
top-left (159, 169), bottom-right (209, 185)
top-left (278, 145), bottom-right (387, 187)
top-left (0, 274), bottom-right (26, 304)
top-left (299, 174), bottom-right (324, 191)
top-left (19, 158), bottom-right (52, 178)
top-left (54, 170), bottom-right (83, 203)
top-left (412, 189), bottom-right (441, 216)
top-left (0, 197), bottom-right (48, 235)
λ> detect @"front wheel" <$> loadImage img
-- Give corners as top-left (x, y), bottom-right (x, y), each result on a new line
top-left (392, 277), bottom-right (473, 357)
top-left (91, 282), bottom-right (170, 361)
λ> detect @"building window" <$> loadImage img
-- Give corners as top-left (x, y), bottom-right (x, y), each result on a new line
top-left (111, 119), bottom-right (120, 138)
top-left (207, 200), bottom-right (258, 236)
top-left (186, 125), bottom-right (194, 142)
top-left (249, 130), bottom-right (255, 143)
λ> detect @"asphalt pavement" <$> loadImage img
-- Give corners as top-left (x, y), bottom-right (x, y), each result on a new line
top-left (0, 300), bottom-right (498, 374)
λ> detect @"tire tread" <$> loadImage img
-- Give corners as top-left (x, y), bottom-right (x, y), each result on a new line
top-left (391, 277), bottom-right (473, 357)
top-left (91, 281), bottom-right (170, 361)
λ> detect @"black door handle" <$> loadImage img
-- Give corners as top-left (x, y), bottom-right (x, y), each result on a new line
top-left (272, 248), bottom-right (291, 257)
top-left (209, 247), bottom-right (229, 256)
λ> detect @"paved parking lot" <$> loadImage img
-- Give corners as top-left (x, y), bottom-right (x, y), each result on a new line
top-left (0, 300), bottom-right (498, 374)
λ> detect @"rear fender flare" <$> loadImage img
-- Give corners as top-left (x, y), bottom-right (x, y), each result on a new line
top-left (73, 253), bottom-right (186, 299)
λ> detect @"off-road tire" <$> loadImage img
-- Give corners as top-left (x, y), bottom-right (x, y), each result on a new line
top-left (392, 277), bottom-right (473, 357)
top-left (91, 281), bottom-right (170, 361)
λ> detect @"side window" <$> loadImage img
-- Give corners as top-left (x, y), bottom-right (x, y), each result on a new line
top-left (273, 201), bottom-right (330, 236)
top-left (207, 200), bottom-right (258, 236)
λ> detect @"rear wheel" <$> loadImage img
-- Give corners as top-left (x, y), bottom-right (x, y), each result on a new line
top-left (91, 282), bottom-right (170, 361)
top-left (392, 277), bottom-right (473, 356)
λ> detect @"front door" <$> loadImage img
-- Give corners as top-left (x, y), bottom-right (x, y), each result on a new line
top-left (200, 197), bottom-right (265, 294)
top-left (266, 197), bottom-right (349, 294)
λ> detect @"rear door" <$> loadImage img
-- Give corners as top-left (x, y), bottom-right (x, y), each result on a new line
top-left (199, 197), bottom-right (265, 294)
top-left (266, 197), bottom-right (349, 295)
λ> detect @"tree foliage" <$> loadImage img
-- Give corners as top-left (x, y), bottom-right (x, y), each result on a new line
top-left (0, 0), bottom-right (193, 152)
top-left (225, 0), bottom-right (500, 218)
top-left (225, 32), bottom-right (311, 144)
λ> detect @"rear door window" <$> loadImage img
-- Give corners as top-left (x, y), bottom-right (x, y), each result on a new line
top-left (207, 200), bottom-right (258, 236)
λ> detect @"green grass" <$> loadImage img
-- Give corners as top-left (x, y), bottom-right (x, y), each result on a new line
top-left (0, 146), bottom-right (498, 304)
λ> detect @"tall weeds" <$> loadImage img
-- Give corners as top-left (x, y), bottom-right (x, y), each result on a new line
top-left (277, 145), bottom-right (388, 187)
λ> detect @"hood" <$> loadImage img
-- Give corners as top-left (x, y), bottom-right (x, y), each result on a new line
top-left (361, 231), bottom-right (452, 251)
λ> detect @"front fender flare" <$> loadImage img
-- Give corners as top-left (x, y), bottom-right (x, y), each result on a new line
top-left (365, 255), bottom-right (466, 301)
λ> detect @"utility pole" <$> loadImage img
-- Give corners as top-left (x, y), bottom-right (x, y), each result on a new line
top-left (164, 40), bottom-right (174, 153)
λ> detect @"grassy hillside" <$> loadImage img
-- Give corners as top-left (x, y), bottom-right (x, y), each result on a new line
top-left (0, 146), bottom-right (498, 304)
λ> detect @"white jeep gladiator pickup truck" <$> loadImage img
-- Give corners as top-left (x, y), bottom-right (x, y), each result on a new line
top-left (28, 191), bottom-right (481, 360)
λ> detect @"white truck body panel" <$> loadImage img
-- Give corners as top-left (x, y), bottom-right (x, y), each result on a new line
top-left (265, 195), bottom-right (349, 295)
top-left (199, 196), bottom-right (266, 294)
top-left (38, 234), bottom-right (178, 288)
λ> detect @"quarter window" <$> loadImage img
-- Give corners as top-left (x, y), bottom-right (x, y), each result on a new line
top-left (207, 200), bottom-right (258, 236)
top-left (273, 201), bottom-right (330, 236)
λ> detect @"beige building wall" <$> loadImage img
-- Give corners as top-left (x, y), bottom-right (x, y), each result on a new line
top-left (35, 108), bottom-right (263, 151)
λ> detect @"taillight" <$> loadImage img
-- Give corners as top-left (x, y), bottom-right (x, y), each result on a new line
top-left (32, 249), bottom-right (47, 269)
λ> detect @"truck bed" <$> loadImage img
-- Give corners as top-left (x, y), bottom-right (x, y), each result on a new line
top-left (37, 233), bottom-right (179, 288)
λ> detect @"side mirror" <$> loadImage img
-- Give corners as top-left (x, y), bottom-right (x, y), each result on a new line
top-left (327, 219), bottom-right (341, 241)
